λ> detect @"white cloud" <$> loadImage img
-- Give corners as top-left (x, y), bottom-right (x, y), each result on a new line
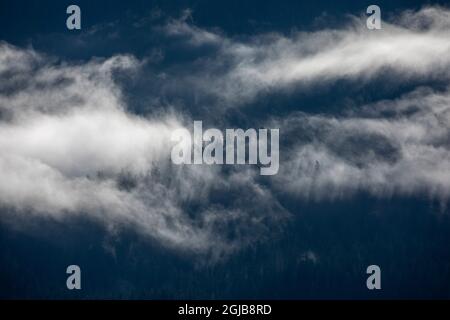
top-left (157, 6), bottom-right (450, 107)
top-left (0, 43), bottom-right (286, 255)
top-left (1, 6), bottom-right (450, 255)
top-left (152, 6), bottom-right (450, 206)
top-left (272, 86), bottom-right (450, 203)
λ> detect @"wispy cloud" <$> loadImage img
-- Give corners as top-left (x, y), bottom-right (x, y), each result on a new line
top-left (157, 6), bottom-right (450, 107)
top-left (0, 42), bottom-right (286, 255)
top-left (272, 86), bottom-right (450, 203)
top-left (1, 6), bottom-right (449, 255)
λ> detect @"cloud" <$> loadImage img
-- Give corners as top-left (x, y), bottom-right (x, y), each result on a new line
top-left (0, 42), bottom-right (286, 255)
top-left (149, 6), bottom-right (450, 206)
top-left (1, 6), bottom-right (450, 257)
top-left (156, 6), bottom-right (450, 107)
top-left (272, 86), bottom-right (450, 203)
top-left (163, 14), bottom-right (221, 46)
